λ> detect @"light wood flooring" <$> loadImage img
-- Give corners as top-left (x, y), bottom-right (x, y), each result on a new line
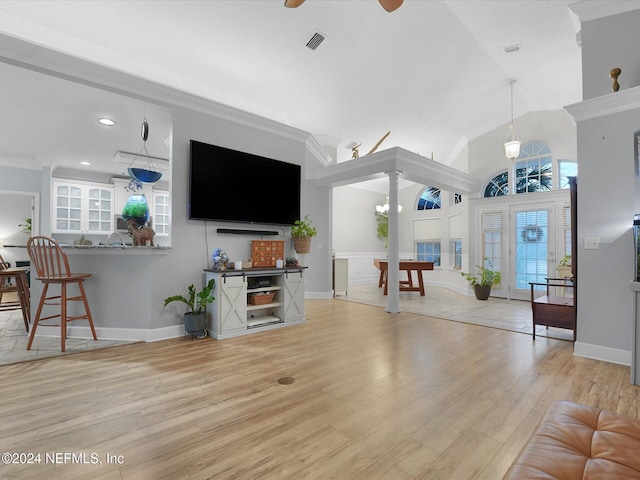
top-left (1, 299), bottom-right (639, 480)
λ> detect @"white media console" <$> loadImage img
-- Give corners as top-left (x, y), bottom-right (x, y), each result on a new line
top-left (205, 267), bottom-right (306, 340)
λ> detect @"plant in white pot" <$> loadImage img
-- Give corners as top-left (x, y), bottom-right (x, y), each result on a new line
top-left (461, 259), bottom-right (502, 300)
top-left (164, 278), bottom-right (215, 338)
top-left (291, 215), bottom-right (317, 254)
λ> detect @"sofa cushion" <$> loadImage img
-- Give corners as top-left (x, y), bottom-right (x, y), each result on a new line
top-left (504, 400), bottom-right (640, 479)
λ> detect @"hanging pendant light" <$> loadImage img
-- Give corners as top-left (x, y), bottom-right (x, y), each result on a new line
top-left (504, 79), bottom-right (521, 160)
top-left (127, 117), bottom-right (162, 184)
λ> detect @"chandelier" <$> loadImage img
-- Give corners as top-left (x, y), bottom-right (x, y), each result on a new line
top-left (376, 198), bottom-right (402, 215)
top-left (504, 79), bottom-right (521, 160)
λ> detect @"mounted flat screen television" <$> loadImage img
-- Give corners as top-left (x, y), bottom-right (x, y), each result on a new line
top-left (189, 140), bottom-right (301, 225)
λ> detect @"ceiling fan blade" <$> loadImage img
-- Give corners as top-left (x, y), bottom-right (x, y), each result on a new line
top-left (284, 0), bottom-right (305, 7)
top-left (378, 0), bottom-right (403, 12)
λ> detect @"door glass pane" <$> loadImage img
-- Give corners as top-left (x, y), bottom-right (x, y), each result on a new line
top-left (515, 210), bottom-right (548, 289)
top-left (481, 212), bottom-right (502, 284)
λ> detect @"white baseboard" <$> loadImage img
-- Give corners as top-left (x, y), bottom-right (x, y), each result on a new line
top-left (305, 291), bottom-right (334, 299)
top-left (54, 325), bottom-right (184, 342)
top-left (574, 341), bottom-right (632, 366)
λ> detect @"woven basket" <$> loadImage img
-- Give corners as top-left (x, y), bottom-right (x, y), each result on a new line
top-left (292, 237), bottom-right (311, 254)
top-left (248, 292), bottom-right (276, 305)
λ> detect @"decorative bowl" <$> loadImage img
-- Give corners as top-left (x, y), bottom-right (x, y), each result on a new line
top-left (128, 167), bottom-right (162, 183)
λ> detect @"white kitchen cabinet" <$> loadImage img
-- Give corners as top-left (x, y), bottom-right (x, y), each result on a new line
top-left (53, 180), bottom-right (113, 234)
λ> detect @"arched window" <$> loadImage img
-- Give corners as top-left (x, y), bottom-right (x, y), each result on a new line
top-left (484, 171), bottom-right (509, 197)
top-left (515, 141), bottom-right (552, 194)
top-left (417, 186), bottom-right (441, 210)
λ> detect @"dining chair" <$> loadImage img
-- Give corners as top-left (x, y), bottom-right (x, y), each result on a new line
top-left (0, 254), bottom-right (11, 303)
top-left (26, 236), bottom-right (97, 351)
top-left (0, 255), bottom-right (31, 331)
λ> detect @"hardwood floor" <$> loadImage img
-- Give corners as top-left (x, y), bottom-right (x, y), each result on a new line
top-left (1, 299), bottom-right (638, 480)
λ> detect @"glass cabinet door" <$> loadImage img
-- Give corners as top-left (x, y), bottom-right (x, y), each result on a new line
top-left (53, 181), bottom-right (113, 234)
top-left (55, 184), bottom-right (83, 232)
top-left (87, 187), bottom-right (112, 232)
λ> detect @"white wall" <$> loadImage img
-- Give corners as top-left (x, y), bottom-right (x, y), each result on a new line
top-left (332, 185), bottom-right (389, 285)
top-left (565, 6), bottom-right (640, 364)
top-left (581, 9), bottom-right (640, 99)
top-left (0, 192), bottom-right (33, 267)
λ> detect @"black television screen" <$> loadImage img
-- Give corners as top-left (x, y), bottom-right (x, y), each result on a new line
top-left (189, 140), bottom-right (301, 225)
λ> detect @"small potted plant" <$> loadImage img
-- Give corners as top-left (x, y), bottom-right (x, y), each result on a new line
top-left (164, 278), bottom-right (215, 338)
top-left (461, 259), bottom-right (502, 300)
top-left (19, 217), bottom-right (32, 235)
top-left (557, 254), bottom-right (572, 279)
top-left (291, 215), bottom-right (317, 254)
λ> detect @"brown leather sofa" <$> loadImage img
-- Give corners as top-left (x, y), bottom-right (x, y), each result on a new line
top-left (504, 400), bottom-right (640, 479)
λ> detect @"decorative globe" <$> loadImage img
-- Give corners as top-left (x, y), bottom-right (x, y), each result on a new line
top-left (122, 194), bottom-right (149, 226)
top-left (211, 248), bottom-right (228, 270)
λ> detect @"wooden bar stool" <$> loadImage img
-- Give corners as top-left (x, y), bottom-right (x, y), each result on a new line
top-left (26, 236), bottom-right (97, 351)
top-left (0, 263), bottom-right (31, 332)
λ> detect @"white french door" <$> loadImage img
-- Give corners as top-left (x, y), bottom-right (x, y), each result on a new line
top-left (509, 203), bottom-right (556, 300)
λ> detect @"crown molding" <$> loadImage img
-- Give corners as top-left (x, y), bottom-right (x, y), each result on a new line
top-left (565, 85), bottom-right (640, 122)
top-left (569, 1), bottom-right (640, 23)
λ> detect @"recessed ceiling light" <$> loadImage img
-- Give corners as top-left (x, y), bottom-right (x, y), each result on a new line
top-left (80, 161), bottom-right (91, 166)
top-left (98, 117), bottom-right (115, 126)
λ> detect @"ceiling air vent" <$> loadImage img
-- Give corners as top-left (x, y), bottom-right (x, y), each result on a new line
top-left (503, 44), bottom-right (521, 54)
top-left (306, 32), bottom-right (326, 51)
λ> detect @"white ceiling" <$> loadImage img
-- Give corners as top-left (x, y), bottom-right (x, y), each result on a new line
top-left (0, 0), bottom-right (583, 181)
top-left (0, 63), bottom-right (171, 177)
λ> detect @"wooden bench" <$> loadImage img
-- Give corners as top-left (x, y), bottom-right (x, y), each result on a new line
top-left (530, 278), bottom-right (575, 341)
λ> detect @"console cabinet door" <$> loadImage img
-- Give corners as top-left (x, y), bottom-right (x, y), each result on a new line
top-left (283, 270), bottom-right (305, 322)
top-left (218, 275), bottom-right (247, 334)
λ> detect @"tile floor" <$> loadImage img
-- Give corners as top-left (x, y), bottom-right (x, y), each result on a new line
top-left (337, 282), bottom-right (574, 341)
top-left (0, 294), bottom-right (132, 366)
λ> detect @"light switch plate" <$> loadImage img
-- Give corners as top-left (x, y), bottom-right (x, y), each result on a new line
top-left (584, 236), bottom-right (600, 249)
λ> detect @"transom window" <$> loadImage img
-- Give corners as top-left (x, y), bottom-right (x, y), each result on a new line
top-left (484, 142), bottom-right (568, 198)
top-left (484, 171), bottom-right (509, 197)
top-left (558, 160), bottom-right (577, 189)
top-left (417, 186), bottom-right (441, 210)
top-left (515, 141), bottom-right (552, 194)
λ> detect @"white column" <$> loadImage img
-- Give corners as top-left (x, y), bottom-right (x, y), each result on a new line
top-left (386, 170), bottom-right (401, 313)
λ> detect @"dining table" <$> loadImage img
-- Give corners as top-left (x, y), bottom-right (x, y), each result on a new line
top-left (373, 259), bottom-right (434, 296)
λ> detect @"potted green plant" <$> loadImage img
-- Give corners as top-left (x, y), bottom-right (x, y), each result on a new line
top-left (164, 278), bottom-right (215, 338)
top-left (291, 215), bottom-right (317, 254)
top-left (557, 254), bottom-right (572, 279)
top-left (18, 217), bottom-right (32, 235)
top-left (375, 212), bottom-right (389, 248)
top-left (461, 259), bottom-right (502, 300)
